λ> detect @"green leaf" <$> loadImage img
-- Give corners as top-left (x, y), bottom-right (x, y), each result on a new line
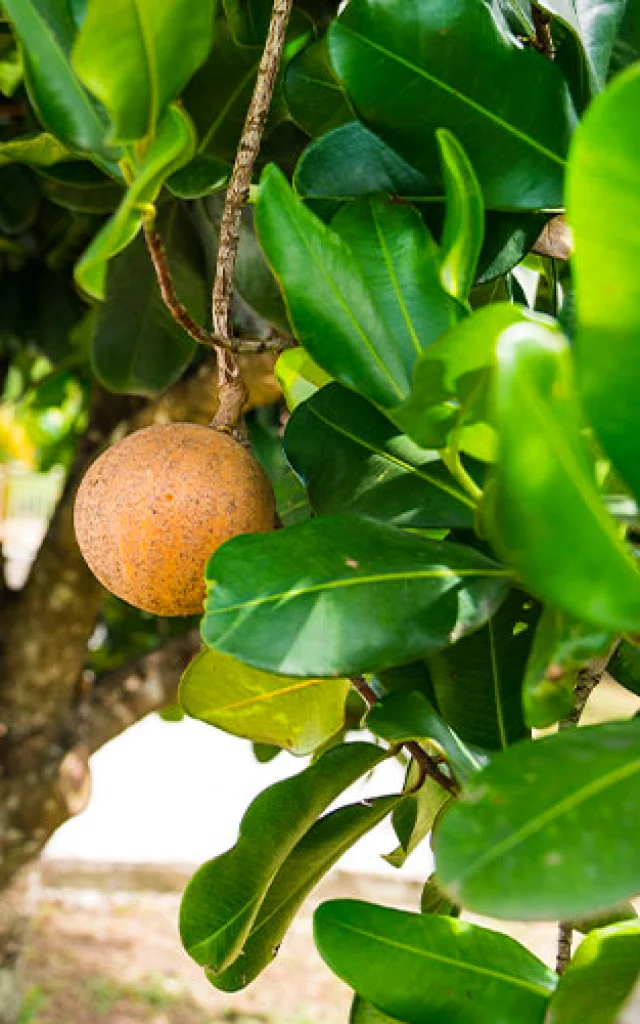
top-left (283, 384), bottom-right (475, 529)
top-left (522, 606), bottom-right (613, 729)
top-left (222, 0), bottom-right (271, 46)
top-left (0, 133), bottom-right (75, 168)
top-left (245, 406), bottom-right (311, 527)
top-left (75, 103), bottom-right (195, 299)
top-left (608, 642), bottom-right (640, 698)
top-left (72, 0), bottom-right (215, 143)
top-left (202, 515), bottom-right (509, 678)
top-left (180, 648), bottom-right (349, 756)
top-left (390, 303), bottom-right (540, 454)
top-left (434, 719), bottom-right (640, 919)
top-left (211, 794), bottom-right (400, 991)
top-left (537, 1), bottom-right (628, 94)
top-left (2, 0), bottom-right (112, 155)
top-left (180, 742), bottom-right (393, 974)
top-left (437, 130), bottom-right (484, 303)
top-left (36, 160), bottom-right (124, 213)
top-left (256, 165), bottom-right (461, 408)
top-left (91, 202), bottom-right (206, 396)
top-left (367, 690), bottom-right (486, 788)
top-left (275, 348), bottom-right (332, 410)
top-left (484, 321), bottom-right (640, 633)
top-left (427, 589), bottom-right (537, 750)
top-left (350, 997), bottom-right (402, 1024)
top-left (285, 36), bottom-right (354, 138)
top-left (314, 900), bottom-right (557, 1024)
top-left (329, 0), bottom-right (574, 210)
top-left (166, 155), bottom-right (230, 199)
top-left (420, 874), bottom-right (460, 917)
top-left (330, 195), bottom-right (465, 374)
top-left (383, 774), bottom-right (449, 869)
top-left (568, 64), bottom-right (640, 505)
top-left (0, 166), bottom-right (40, 234)
top-left (546, 921), bottom-right (640, 1024)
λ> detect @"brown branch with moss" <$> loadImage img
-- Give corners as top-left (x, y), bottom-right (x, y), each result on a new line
top-left (350, 677), bottom-right (459, 797)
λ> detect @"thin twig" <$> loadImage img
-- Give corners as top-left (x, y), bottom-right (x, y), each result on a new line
top-left (351, 677), bottom-right (459, 797)
top-left (555, 646), bottom-right (618, 973)
top-left (531, 6), bottom-right (556, 59)
top-left (142, 221), bottom-right (293, 355)
top-left (212, 0), bottom-right (294, 429)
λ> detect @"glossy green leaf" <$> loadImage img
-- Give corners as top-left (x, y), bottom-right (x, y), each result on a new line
top-left (75, 103), bottom-right (195, 299)
top-left (166, 155), bottom-right (230, 199)
top-left (522, 606), bottom-right (613, 728)
top-left (246, 407), bottom-right (311, 527)
top-left (546, 921), bottom-right (640, 1024)
top-left (72, 0), bottom-right (215, 142)
top-left (350, 997), bottom-right (402, 1024)
top-left (537, 1), bottom-right (627, 93)
top-left (37, 160), bottom-right (124, 213)
top-left (234, 207), bottom-right (291, 333)
top-left (330, 196), bottom-right (465, 372)
top-left (437, 130), bottom-right (484, 303)
top-left (391, 303), bottom-right (540, 454)
top-left (2, 0), bottom-right (112, 155)
top-left (275, 348), bottom-right (332, 410)
top-left (420, 874), bottom-right (460, 918)
top-left (0, 133), bottom-right (74, 168)
top-left (180, 648), bottom-right (349, 756)
top-left (569, 64), bottom-right (640, 505)
top-left (222, 0), bottom-right (271, 45)
top-left (91, 203), bottom-right (207, 395)
top-left (329, 0), bottom-right (574, 209)
top-left (314, 900), bottom-right (557, 1024)
top-left (212, 794), bottom-right (400, 990)
top-left (427, 589), bottom-right (537, 750)
top-left (484, 321), bottom-right (640, 633)
top-left (434, 719), bottom-right (640, 919)
top-left (180, 742), bottom-right (391, 973)
top-left (284, 384), bottom-right (475, 529)
top-left (202, 515), bottom-right (509, 678)
top-left (256, 166), bottom-right (460, 408)
top-left (384, 772), bottom-right (449, 869)
top-left (367, 690), bottom-right (486, 788)
top-left (0, 166), bottom-right (40, 234)
top-left (608, 642), bottom-right (640, 698)
top-left (285, 36), bottom-right (353, 138)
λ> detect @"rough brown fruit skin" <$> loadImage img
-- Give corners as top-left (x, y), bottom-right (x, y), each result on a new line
top-left (74, 423), bottom-right (275, 617)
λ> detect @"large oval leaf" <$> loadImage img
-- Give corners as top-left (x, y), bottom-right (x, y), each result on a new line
top-left (426, 589), bottom-right (538, 750)
top-left (568, 64), bottom-right (640, 504)
top-left (314, 900), bottom-right (557, 1024)
top-left (483, 321), bottom-right (640, 633)
top-left (180, 648), bottom-right (349, 755)
top-left (3, 0), bottom-right (111, 155)
top-left (329, 0), bottom-right (575, 209)
top-left (256, 166), bottom-right (460, 408)
top-left (284, 384), bottom-right (475, 529)
top-left (72, 0), bottom-right (215, 142)
top-left (201, 515), bottom-right (509, 678)
top-left (546, 921), bottom-right (640, 1024)
top-left (537, 0), bottom-right (628, 95)
top-left (180, 742), bottom-right (392, 974)
top-left (434, 719), bottom-right (640, 919)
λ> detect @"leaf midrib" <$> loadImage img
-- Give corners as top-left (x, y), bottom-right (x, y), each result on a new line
top-left (335, 23), bottom-right (567, 167)
top-left (453, 746), bottom-right (640, 882)
top-left (323, 918), bottom-right (554, 997)
top-left (307, 403), bottom-right (475, 508)
top-left (208, 566), bottom-right (507, 617)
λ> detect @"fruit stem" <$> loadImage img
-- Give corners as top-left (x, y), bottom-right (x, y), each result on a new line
top-left (211, 0), bottom-right (294, 431)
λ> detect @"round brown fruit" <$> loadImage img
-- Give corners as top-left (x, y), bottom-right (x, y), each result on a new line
top-left (74, 422), bottom-right (275, 616)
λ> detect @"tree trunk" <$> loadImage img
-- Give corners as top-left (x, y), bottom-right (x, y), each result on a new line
top-left (0, 871), bottom-right (33, 1024)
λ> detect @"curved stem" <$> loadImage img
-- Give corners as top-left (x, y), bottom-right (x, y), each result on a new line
top-left (441, 446), bottom-right (483, 504)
